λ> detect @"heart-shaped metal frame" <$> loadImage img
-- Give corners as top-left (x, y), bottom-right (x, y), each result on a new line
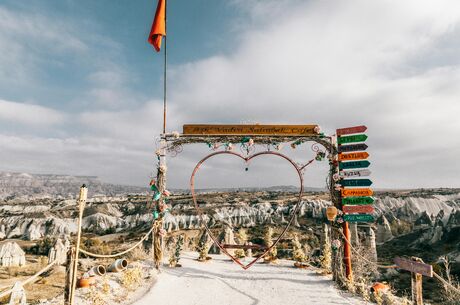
top-left (190, 150), bottom-right (304, 270)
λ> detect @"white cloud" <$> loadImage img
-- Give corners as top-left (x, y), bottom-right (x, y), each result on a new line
top-left (1, 0), bottom-right (460, 188)
top-left (0, 99), bottom-right (65, 126)
top-left (163, 0), bottom-right (460, 188)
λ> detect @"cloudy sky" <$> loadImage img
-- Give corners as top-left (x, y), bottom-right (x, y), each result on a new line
top-left (1, 0), bottom-right (460, 189)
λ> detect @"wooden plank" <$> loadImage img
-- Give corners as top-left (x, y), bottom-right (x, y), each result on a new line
top-left (343, 205), bottom-right (375, 214)
top-left (341, 188), bottom-right (373, 197)
top-left (336, 125), bottom-right (367, 136)
top-left (339, 179), bottom-right (372, 187)
top-left (339, 169), bottom-right (371, 178)
top-left (342, 196), bottom-right (374, 205)
top-left (343, 214), bottom-right (374, 222)
top-left (339, 161), bottom-right (370, 170)
top-left (337, 134), bottom-right (368, 144)
top-left (222, 244), bottom-right (267, 250)
top-left (183, 124), bottom-right (319, 136)
top-left (394, 257), bottom-right (433, 277)
top-left (338, 143), bottom-right (368, 153)
top-left (339, 152), bottom-right (369, 161)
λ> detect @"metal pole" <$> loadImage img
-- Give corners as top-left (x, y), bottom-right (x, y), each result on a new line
top-left (162, 0), bottom-right (167, 134)
top-left (69, 185), bottom-right (87, 305)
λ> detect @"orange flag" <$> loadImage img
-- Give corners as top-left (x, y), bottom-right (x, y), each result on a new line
top-left (148, 0), bottom-right (166, 52)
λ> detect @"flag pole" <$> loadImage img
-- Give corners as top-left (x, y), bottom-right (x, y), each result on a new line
top-left (162, 0), bottom-right (167, 135)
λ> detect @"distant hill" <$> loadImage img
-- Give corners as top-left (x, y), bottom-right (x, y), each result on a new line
top-left (0, 172), bottom-right (147, 200)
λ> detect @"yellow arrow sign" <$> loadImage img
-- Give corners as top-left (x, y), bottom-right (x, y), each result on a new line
top-left (341, 188), bottom-right (373, 197)
top-left (339, 152), bottom-right (370, 161)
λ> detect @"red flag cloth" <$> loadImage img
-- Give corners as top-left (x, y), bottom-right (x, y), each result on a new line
top-left (148, 0), bottom-right (166, 52)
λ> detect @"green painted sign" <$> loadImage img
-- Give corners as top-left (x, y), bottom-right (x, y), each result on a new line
top-left (339, 160), bottom-right (370, 170)
top-left (342, 196), bottom-right (374, 205)
top-left (343, 214), bottom-right (374, 222)
top-left (340, 179), bottom-right (373, 187)
top-left (338, 134), bottom-right (368, 144)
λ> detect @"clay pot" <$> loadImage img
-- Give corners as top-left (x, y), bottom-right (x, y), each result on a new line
top-left (77, 277), bottom-right (95, 288)
top-left (107, 259), bottom-right (128, 272)
top-left (371, 282), bottom-right (390, 294)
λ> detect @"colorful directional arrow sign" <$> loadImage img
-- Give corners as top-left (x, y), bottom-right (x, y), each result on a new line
top-left (336, 125), bottom-right (367, 136)
top-left (339, 169), bottom-right (371, 178)
top-left (342, 188), bottom-right (373, 197)
top-left (338, 134), bottom-right (368, 144)
top-left (340, 179), bottom-right (373, 187)
top-left (343, 205), bottom-right (375, 214)
top-left (338, 143), bottom-right (368, 153)
top-left (339, 160), bottom-right (370, 170)
top-left (342, 196), bottom-right (374, 205)
top-left (343, 214), bottom-right (374, 222)
top-left (339, 152), bottom-right (369, 161)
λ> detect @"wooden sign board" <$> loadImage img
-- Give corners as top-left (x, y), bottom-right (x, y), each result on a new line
top-left (342, 188), bottom-right (373, 197)
top-left (338, 134), bottom-right (368, 145)
top-left (339, 152), bottom-right (369, 161)
top-left (394, 257), bottom-right (433, 277)
top-left (338, 143), bottom-right (368, 153)
top-left (339, 160), bottom-right (370, 170)
top-left (340, 179), bottom-right (372, 187)
top-left (339, 169), bottom-right (371, 178)
top-left (337, 125), bottom-right (367, 136)
top-left (343, 214), bottom-right (374, 222)
top-left (183, 124), bottom-right (319, 136)
top-left (342, 196), bottom-right (374, 205)
top-left (343, 205), bottom-right (375, 214)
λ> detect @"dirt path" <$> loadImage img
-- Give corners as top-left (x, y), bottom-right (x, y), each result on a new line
top-left (134, 253), bottom-right (369, 305)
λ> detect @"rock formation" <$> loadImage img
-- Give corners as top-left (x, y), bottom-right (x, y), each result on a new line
top-left (0, 242), bottom-right (26, 267)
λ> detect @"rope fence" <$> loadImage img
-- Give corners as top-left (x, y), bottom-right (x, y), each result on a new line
top-left (334, 227), bottom-right (460, 296)
top-left (79, 224), bottom-right (157, 258)
top-left (0, 259), bottom-right (58, 299)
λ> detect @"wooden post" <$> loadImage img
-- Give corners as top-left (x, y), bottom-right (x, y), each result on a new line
top-left (342, 221), bottom-right (353, 281)
top-left (64, 247), bottom-right (75, 305)
top-left (411, 257), bottom-right (424, 305)
top-left (69, 185), bottom-right (88, 305)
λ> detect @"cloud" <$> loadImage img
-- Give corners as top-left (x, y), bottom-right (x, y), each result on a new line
top-left (1, 0), bottom-right (460, 188)
top-left (164, 0), bottom-right (460, 188)
top-left (0, 99), bottom-right (65, 126)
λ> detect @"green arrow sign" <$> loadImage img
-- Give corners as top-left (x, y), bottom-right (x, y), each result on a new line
top-left (339, 160), bottom-right (371, 170)
top-left (343, 214), bottom-right (374, 222)
top-left (342, 196), bottom-right (374, 205)
top-left (340, 179), bottom-right (373, 187)
top-left (338, 134), bottom-right (368, 144)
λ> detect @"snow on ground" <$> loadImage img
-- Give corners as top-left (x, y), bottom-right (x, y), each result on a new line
top-left (134, 252), bottom-right (368, 305)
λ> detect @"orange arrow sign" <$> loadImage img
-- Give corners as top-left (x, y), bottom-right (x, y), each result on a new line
top-left (339, 152), bottom-right (370, 161)
top-left (341, 188), bottom-right (373, 197)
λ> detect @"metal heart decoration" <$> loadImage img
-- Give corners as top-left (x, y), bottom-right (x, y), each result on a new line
top-left (190, 150), bottom-right (304, 270)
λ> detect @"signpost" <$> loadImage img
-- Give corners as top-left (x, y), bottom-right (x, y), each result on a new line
top-left (342, 196), bottom-right (374, 205)
top-left (341, 188), bottom-right (373, 197)
top-left (183, 124), bottom-right (319, 136)
top-left (343, 205), bottom-right (374, 214)
top-left (343, 214), bottom-right (374, 222)
top-left (394, 257), bottom-right (432, 305)
top-left (338, 143), bottom-right (368, 153)
top-left (336, 125), bottom-right (367, 136)
top-left (336, 125), bottom-right (373, 281)
top-left (339, 169), bottom-right (371, 178)
top-left (339, 152), bottom-right (369, 161)
top-left (337, 134), bottom-right (368, 144)
top-left (339, 179), bottom-right (372, 187)
top-left (339, 161), bottom-right (370, 170)
top-left (394, 257), bottom-right (433, 278)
